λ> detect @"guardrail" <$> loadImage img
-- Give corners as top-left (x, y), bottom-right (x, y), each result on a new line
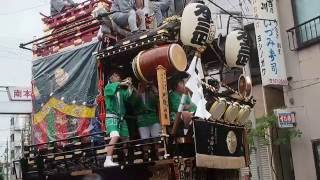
top-left (287, 15), bottom-right (320, 50)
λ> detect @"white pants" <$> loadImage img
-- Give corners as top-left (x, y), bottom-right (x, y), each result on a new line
top-left (138, 123), bottom-right (161, 139)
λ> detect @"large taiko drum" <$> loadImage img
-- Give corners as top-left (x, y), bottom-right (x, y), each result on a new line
top-left (132, 44), bottom-right (187, 82)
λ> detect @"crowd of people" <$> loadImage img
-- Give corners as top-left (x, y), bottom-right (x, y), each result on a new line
top-left (50, 0), bottom-right (187, 34)
top-left (102, 70), bottom-right (196, 167)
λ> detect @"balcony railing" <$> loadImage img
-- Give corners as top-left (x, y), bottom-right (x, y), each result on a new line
top-left (287, 15), bottom-right (320, 50)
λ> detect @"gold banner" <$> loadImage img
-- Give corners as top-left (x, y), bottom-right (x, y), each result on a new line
top-left (33, 97), bottom-right (96, 125)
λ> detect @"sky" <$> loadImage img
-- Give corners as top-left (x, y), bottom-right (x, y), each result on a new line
top-left (0, 0), bottom-right (252, 160)
top-left (0, 0), bottom-right (88, 160)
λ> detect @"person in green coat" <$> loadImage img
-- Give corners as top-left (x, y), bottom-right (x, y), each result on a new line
top-left (169, 77), bottom-right (196, 134)
top-left (134, 83), bottom-right (160, 139)
top-left (103, 70), bottom-right (133, 167)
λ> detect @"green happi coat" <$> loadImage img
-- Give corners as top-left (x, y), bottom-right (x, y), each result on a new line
top-left (104, 82), bottom-right (132, 137)
top-left (133, 90), bottom-right (159, 128)
top-left (169, 91), bottom-right (196, 120)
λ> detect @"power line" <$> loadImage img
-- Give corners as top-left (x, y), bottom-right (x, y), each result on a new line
top-left (0, 56), bottom-right (32, 62)
top-left (239, 0), bottom-right (248, 24)
top-left (0, 3), bottom-right (47, 16)
top-left (206, 0), bottom-right (276, 22)
top-left (0, 49), bottom-right (30, 57)
top-left (286, 81), bottom-right (320, 92)
top-left (291, 77), bottom-right (320, 84)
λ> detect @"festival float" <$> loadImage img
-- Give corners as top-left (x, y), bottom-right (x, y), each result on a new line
top-left (17, 0), bottom-right (255, 179)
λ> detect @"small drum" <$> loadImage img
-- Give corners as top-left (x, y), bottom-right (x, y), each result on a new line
top-left (209, 98), bottom-right (227, 121)
top-left (238, 75), bottom-right (252, 98)
top-left (224, 102), bottom-right (240, 123)
top-left (132, 44), bottom-right (187, 82)
top-left (236, 105), bottom-right (251, 125)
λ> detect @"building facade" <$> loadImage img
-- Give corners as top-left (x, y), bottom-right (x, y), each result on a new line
top-left (276, 0), bottom-right (320, 179)
top-left (9, 115), bottom-right (31, 180)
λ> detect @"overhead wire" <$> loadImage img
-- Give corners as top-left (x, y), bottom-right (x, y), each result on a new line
top-left (238, 0), bottom-right (249, 24)
top-left (0, 3), bottom-right (47, 16)
top-left (286, 81), bottom-right (320, 92)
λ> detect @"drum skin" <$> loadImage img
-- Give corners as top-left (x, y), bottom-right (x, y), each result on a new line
top-left (209, 98), bottom-right (227, 121)
top-left (224, 102), bottom-right (240, 123)
top-left (238, 74), bottom-right (252, 98)
top-left (132, 44), bottom-right (187, 82)
top-left (236, 105), bottom-right (251, 125)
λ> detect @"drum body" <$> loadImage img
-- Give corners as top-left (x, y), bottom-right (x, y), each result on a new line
top-left (132, 44), bottom-right (187, 82)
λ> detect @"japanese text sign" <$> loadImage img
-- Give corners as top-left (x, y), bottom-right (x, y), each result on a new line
top-left (252, 0), bottom-right (288, 86)
top-left (275, 109), bottom-right (296, 128)
top-left (7, 87), bottom-right (32, 101)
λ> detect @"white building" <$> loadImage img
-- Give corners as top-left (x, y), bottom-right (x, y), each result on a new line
top-left (9, 115), bottom-right (31, 180)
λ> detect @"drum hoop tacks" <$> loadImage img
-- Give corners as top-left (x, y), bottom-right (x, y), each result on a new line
top-left (135, 51), bottom-right (150, 82)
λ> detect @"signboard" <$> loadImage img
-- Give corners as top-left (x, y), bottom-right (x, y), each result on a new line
top-left (275, 109), bottom-right (296, 128)
top-left (7, 87), bottom-right (32, 101)
top-left (252, 0), bottom-right (288, 86)
top-left (156, 65), bottom-right (170, 126)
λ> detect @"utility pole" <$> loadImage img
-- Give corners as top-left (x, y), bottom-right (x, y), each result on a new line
top-left (5, 140), bottom-right (8, 180)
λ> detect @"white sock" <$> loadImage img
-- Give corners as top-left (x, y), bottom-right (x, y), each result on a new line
top-left (183, 129), bottom-right (188, 135)
top-left (105, 156), bottom-right (112, 161)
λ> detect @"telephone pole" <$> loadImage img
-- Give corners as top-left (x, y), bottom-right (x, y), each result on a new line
top-left (5, 140), bottom-right (8, 180)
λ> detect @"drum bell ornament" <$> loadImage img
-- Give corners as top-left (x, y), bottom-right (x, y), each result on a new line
top-left (180, 3), bottom-right (213, 49)
top-left (225, 30), bottom-right (250, 68)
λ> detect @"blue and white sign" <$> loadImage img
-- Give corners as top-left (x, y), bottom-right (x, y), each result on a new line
top-left (275, 109), bottom-right (296, 128)
top-left (252, 0), bottom-right (288, 86)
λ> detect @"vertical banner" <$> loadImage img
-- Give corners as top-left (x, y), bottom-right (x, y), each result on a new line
top-left (156, 65), bottom-right (170, 126)
top-left (252, 0), bottom-right (288, 86)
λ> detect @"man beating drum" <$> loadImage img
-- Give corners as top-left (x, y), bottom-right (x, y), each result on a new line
top-left (103, 69), bottom-right (134, 167)
top-left (169, 75), bottom-right (197, 135)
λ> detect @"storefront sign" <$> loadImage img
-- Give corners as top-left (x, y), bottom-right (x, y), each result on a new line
top-left (252, 0), bottom-right (288, 86)
top-left (276, 109), bottom-right (296, 128)
top-left (7, 87), bottom-right (32, 101)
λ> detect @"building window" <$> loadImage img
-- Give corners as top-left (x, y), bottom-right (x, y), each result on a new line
top-left (10, 118), bottom-right (14, 126)
top-left (10, 150), bottom-right (14, 160)
top-left (11, 167), bottom-right (15, 175)
top-left (10, 134), bottom-right (14, 142)
top-left (312, 139), bottom-right (320, 179)
top-left (289, 0), bottom-right (320, 49)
